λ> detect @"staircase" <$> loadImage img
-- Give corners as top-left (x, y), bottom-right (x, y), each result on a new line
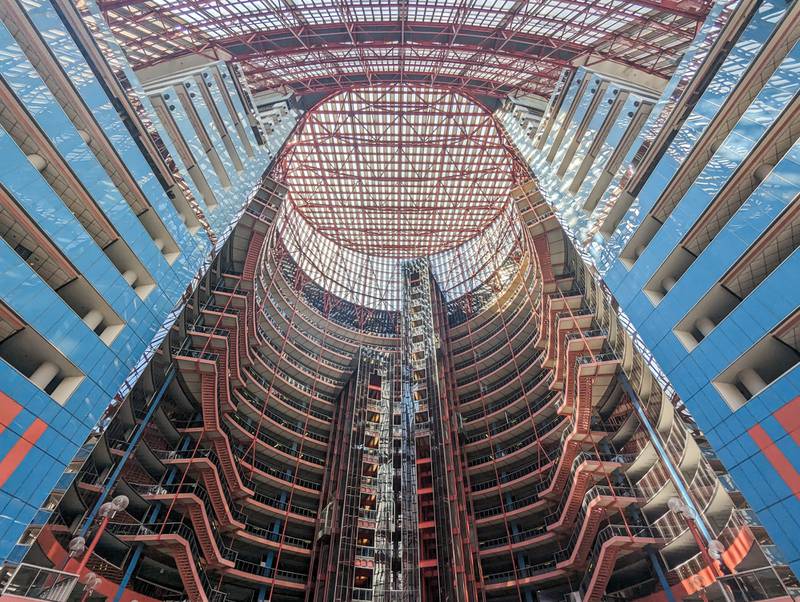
top-left (184, 502), bottom-right (232, 567)
top-left (553, 328), bottom-right (579, 387)
top-left (172, 542), bottom-right (208, 602)
top-left (553, 472), bottom-right (592, 528)
top-left (215, 352), bottom-right (235, 412)
top-left (544, 442), bottom-right (579, 497)
top-left (541, 303), bottom-right (562, 366)
top-left (226, 317), bottom-right (243, 385)
top-left (574, 375), bottom-right (595, 433)
top-left (532, 235), bottom-right (554, 288)
top-left (212, 437), bottom-right (249, 494)
top-left (237, 314), bottom-right (253, 374)
top-left (242, 232), bottom-right (265, 281)
top-left (200, 373), bottom-right (219, 431)
top-left (535, 296), bottom-right (553, 350)
top-left (566, 507), bottom-right (605, 568)
top-left (199, 466), bottom-right (243, 529)
top-left (583, 545), bottom-right (620, 602)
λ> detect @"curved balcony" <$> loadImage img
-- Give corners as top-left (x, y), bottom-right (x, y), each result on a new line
top-left (472, 447), bottom-right (632, 523)
top-left (108, 521), bottom-right (229, 602)
top-left (243, 366), bottom-right (333, 428)
top-left (169, 330), bottom-right (328, 524)
top-left (237, 380), bottom-right (332, 425)
top-left (259, 281), bottom-right (361, 358)
top-left (449, 258), bottom-right (536, 343)
top-left (451, 288), bottom-right (539, 358)
top-left (257, 295), bottom-right (353, 371)
top-left (469, 427), bottom-right (621, 502)
top-left (463, 390), bottom-right (560, 448)
top-left (136, 481), bottom-right (313, 556)
top-left (458, 362), bottom-right (551, 410)
top-left (226, 412), bottom-right (326, 470)
top-left (466, 412), bottom-right (567, 469)
top-left (478, 484), bottom-right (640, 559)
top-left (261, 244), bottom-right (400, 343)
top-left (261, 289), bottom-right (354, 360)
top-left (153, 445), bottom-right (318, 525)
top-left (469, 447), bottom-right (559, 496)
top-left (248, 352), bottom-right (338, 405)
top-left (252, 323), bottom-right (347, 394)
top-left (235, 443), bottom-right (323, 495)
top-left (109, 520), bottom-right (307, 593)
top-left (461, 373), bottom-right (555, 427)
top-left (455, 329), bottom-right (542, 389)
top-left (451, 297), bottom-right (537, 362)
top-left (233, 386), bottom-right (330, 446)
top-left (482, 524), bottom-right (662, 593)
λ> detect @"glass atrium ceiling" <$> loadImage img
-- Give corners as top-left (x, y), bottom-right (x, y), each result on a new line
top-left (97, 0), bottom-right (714, 311)
top-left (99, 0), bottom-right (711, 100)
top-left (275, 85), bottom-right (522, 311)
top-left (280, 86), bottom-right (517, 258)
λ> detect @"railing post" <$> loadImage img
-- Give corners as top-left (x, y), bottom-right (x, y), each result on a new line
top-left (646, 546), bottom-right (677, 602)
top-left (111, 543), bottom-right (143, 602)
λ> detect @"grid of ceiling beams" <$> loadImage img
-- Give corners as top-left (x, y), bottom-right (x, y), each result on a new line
top-left (98, 0), bottom-right (712, 99)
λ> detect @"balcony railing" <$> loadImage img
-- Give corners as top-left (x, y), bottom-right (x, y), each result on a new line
top-left (153, 446), bottom-right (319, 517)
top-left (259, 306), bottom-right (351, 370)
top-left (229, 412), bottom-right (326, 466)
top-left (231, 439), bottom-right (323, 492)
top-left (107, 521), bottom-right (228, 601)
top-left (235, 387), bottom-right (330, 441)
top-left (134, 481), bottom-right (313, 551)
top-left (249, 352), bottom-right (337, 403)
top-left (1, 564), bottom-right (79, 602)
top-left (255, 325), bottom-right (347, 388)
top-left (482, 525), bottom-right (659, 585)
top-left (460, 368), bottom-right (553, 412)
top-left (238, 381), bottom-right (333, 422)
top-left (172, 344), bottom-right (218, 362)
top-left (467, 413), bottom-right (566, 467)
top-left (464, 389), bottom-right (559, 442)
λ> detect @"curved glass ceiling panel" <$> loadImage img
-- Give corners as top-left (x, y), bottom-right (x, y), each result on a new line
top-left (274, 84), bottom-right (522, 311)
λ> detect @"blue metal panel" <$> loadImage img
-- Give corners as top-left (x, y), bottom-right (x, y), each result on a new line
top-left (604, 3), bottom-right (792, 281)
top-left (20, 1), bottom-right (209, 273)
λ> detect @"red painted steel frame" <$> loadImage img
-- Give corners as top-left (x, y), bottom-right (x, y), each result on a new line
top-left (277, 85), bottom-right (519, 259)
top-left (98, 0), bottom-right (712, 99)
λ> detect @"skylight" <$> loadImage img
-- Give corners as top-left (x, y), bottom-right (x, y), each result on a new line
top-left (274, 84), bottom-right (522, 310)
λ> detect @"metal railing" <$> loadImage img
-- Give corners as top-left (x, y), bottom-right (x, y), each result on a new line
top-left (154, 446), bottom-right (319, 517)
top-left (107, 521), bottom-right (228, 601)
top-left (463, 390), bottom-right (559, 440)
top-left (461, 370), bottom-right (554, 416)
top-left (229, 411), bottom-right (326, 465)
top-left (1, 564), bottom-right (79, 602)
top-left (234, 386), bottom-right (330, 440)
top-left (467, 413), bottom-right (566, 467)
